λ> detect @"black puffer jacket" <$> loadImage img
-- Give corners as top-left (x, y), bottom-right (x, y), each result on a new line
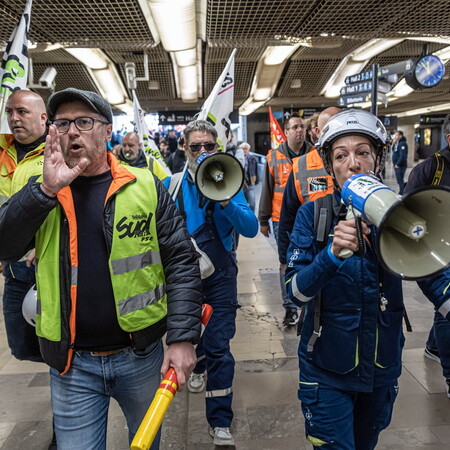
top-left (0, 162), bottom-right (202, 372)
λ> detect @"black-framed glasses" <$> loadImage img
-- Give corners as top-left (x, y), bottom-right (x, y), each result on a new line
top-left (188, 142), bottom-right (217, 153)
top-left (52, 117), bottom-right (109, 134)
top-left (286, 124), bottom-right (305, 131)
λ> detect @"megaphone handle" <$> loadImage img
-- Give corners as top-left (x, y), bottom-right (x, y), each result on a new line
top-left (338, 209), bottom-right (356, 259)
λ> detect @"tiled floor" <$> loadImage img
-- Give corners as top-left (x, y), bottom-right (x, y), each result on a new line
top-left (1, 163), bottom-right (449, 449)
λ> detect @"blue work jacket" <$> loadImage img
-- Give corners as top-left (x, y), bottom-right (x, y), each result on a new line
top-left (163, 171), bottom-right (258, 251)
top-left (285, 192), bottom-right (405, 392)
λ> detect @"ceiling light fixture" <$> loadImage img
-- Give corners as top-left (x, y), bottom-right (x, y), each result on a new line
top-left (178, 64), bottom-right (198, 102)
top-left (91, 68), bottom-right (127, 105)
top-left (396, 102), bottom-right (450, 117)
top-left (253, 87), bottom-right (272, 101)
top-left (434, 45), bottom-right (450, 62)
top-left (322, 57), bottom-right (367, 98)
top-left (146, 0), bottom-right (201, 103)
top-left (263, 45), bottom-right (300, 65)
top-left (65, 48), bottom-right (129, 109)
top-left (352, 39), bottom-right (404, 62)
top-left (174, 48), bottom-right (197, 67)
top-left (137, 0), bottom-right (161, 45)
top-left (148, 0), bottom-right (196, 52)
top-left (239, 99), bottom-right (267, 116)
top-left (65, 48), bottom-right (108, 70)
top-left (388, 78), bottom-right (414, 98)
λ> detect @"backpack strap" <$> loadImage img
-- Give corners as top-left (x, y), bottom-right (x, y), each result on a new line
top-left (308, 194), bottom-right (340, 351)
top-left (167, 171), bottom-right (184, 197)
top-left (432, 153), bottom-right (445, 186)
top-left (168, 172), bottom-right (186, 220)
top-left (314, 194), bottom-right (333, 250)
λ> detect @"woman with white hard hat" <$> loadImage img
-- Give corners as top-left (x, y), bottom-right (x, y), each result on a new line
top-left (285, 109), bottom-right (403, 450)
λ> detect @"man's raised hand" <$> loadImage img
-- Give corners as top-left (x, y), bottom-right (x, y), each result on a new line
top-left (41, 125), bottom-right (89, 196)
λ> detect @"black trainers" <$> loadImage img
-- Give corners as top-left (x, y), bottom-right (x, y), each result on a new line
top-left (424, 346), bottom-right (441, 363)
top-left (446, 379), bottom-right (450, 399)
top-left (283, 310), bottom-right (299, 327)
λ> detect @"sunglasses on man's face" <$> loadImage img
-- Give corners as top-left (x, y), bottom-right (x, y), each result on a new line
top-left (188, 142), bottom-right (217, 153)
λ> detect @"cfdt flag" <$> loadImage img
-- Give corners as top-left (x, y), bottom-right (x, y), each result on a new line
top-left (269, 106), bottom-right (286, 149)
top-left (198, 49), bottom-right (237, 152)
top-left (132, 90), bottom-right (171, 175)
top-left (0, 0), bottom-right (33, 133)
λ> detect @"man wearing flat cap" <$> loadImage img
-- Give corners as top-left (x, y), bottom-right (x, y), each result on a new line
top-left (0, 88), bottom-right (202, 449)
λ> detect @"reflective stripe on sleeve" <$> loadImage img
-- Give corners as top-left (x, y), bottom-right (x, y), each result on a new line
top-left (438, 299), bottom-right (450, 318)
top-left (291, 274), bottom-right (314, 303)
top-left (111, 250), bottom-right (162, 275)
top-left (118, 283), bottom-right (166, 316)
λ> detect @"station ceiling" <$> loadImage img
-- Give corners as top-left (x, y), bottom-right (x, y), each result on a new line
top-left (1, 0), bottom-right (450, 119)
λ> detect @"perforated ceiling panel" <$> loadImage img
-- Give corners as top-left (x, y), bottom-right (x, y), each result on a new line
top-left (207, 0), bottom-right (315, 43)
top-left (31, 63), bottom-right (99, 103)
top-left (1, 1), bottom-right (450, 114)
top-left (278, 59), bottom-right (341, 97)
top-left (29, 0), bottom-right (155, 50)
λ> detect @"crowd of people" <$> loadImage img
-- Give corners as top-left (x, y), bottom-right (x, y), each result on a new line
top-left (0, 88), bottom-right (449, 450)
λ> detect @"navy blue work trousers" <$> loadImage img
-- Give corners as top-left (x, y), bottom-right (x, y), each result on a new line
top-left (194, 262), bottom-right (238, 428)
top-left (298, 379), bottom-right (398, 449)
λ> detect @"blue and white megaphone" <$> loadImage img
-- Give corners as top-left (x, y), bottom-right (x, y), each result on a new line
top-left (340, 173), bottom-right (450, 280)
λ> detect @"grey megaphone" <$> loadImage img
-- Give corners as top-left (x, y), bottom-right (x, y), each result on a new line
top-left (340, 173), bottom-right (450, 280)
top-left (195, 152), bottom-right (244, 202)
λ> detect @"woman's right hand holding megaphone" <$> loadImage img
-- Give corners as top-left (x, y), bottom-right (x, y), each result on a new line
top-left (331, 218), bottom-right (371, 259)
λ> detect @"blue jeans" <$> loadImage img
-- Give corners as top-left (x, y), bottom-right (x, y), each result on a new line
top-left (244, 185), bottom-right (256, 212)
top-left (1, 261), bottom-right (42, 361)
top-left (426, 312), bottom-right (450, 379)
top-left (272, 221), bottom-right (297, 313)
top-left (50, 341), bottom-right (163, 450)
top-left (299, 380), bottom-right (398, 450)
top-left (394, 166), bottom-right (406, 194)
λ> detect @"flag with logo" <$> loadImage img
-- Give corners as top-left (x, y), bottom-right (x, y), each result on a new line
top-left (0, 0), bottom-right (33, 133)
top-left (132, 90), bottom-right (171, 175)
top-left (269, 107), bottom-right (286, 149)
top-left (198, 48), bottom-right (236, 152)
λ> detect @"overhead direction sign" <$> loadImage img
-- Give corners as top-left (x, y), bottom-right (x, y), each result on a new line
top-left (345, 70), bottom-right (373, 85)
top-left (337, 92), bottom-right (388, 107)
top-left (338, 93), bottom-right (369, 107)
top-left (345, 60), bottom-right (414, 87)
top-left (340, 80), bottom-right (391, 96)
top-left (378, 60), bottom-right (414, 78)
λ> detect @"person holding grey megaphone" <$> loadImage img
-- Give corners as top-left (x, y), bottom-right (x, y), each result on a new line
top-left (163, 119), bottom-right (258, 447)
top-left (284, 109), bottom-right (450, 450)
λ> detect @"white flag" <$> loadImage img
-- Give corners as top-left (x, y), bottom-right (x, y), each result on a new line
top-left (0, 0), bottom-right (33, 133)
top-left (132, 90), bottom-right (171, 175)
top-left (198, 49), bottom-right (236, 152)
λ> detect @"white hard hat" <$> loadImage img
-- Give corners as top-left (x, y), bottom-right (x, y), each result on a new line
top-left (316, 109), bottom-right (389, 175)
top-left (22, 284), bottom-right (37, 327)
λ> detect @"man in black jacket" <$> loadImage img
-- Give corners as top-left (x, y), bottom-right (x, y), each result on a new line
top-left (168, 136), bottom-right (186, 173)
top-left (392, 130), bottom-right (408, 193)
top-left (0, 88), bottom-right (202, 449)
top-left (117, 131), bottom-right (149, 168)
top-left (404, 114), bottom-right (450, 396)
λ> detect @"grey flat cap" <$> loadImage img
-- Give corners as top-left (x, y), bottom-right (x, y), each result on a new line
top-left (47, 88), bottom-right (113, 123)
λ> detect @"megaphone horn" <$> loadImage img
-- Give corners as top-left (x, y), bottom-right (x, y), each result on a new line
top-left (194, 152), bottom-right (244, 202)
top-left (340, 174), bottom-right (450, 280)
